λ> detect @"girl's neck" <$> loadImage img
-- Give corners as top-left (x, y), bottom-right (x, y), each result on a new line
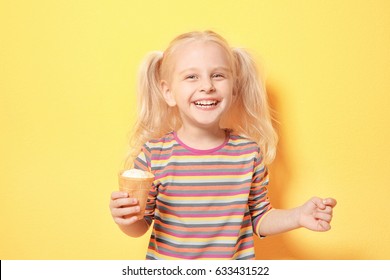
top-left (176, 126), bottom-right (226, 150)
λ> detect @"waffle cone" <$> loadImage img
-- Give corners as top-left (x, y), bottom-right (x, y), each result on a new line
top-left (118, 171), bottom-right (154, 219)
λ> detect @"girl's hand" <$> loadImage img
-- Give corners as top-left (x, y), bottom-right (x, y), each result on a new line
top-left (109, 191), bottom-right (141, 226)
top-left (298, 197), bottom-right (337, 232)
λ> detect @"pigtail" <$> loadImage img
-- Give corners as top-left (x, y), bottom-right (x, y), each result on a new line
top-left (229, 48), bottom-right (278, 164)
top-left (125, 51), bottom-right (177, 168)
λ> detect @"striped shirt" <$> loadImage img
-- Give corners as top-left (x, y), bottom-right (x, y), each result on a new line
top-left (134, 131), bottom-right (272, 260)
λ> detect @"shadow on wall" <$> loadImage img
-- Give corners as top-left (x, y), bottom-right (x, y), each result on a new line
top-left (254, 82), bottom-right (296, 259)
top-left (254, 83), bottom-right (359, 260)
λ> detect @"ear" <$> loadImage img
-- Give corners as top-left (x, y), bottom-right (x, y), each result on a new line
top-left (161, 80), bottom-right (177, 107)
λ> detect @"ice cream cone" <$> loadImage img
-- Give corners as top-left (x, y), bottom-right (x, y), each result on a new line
top-left (118, 169), bottom-right (154, 220)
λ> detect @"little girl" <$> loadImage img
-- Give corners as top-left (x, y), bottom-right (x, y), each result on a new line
top-left (109, 30), bottom-right (337, 260)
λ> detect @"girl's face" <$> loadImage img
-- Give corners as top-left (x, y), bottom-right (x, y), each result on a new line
top-left (161, 40), bottom-right (234, 131)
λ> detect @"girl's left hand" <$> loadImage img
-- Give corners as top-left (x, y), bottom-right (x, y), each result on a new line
top-left (298, 197), bottom-right (337, 232)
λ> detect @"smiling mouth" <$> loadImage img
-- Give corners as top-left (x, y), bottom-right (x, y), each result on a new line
top-left (193, 100), bottom-right (219, 108)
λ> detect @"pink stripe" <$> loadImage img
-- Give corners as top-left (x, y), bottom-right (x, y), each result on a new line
top-left (162, 190), bottom-right (248, 197)
top-left (154, 248), bottom-right (234, 259)
top-left (154, 150), bottom-right (256, 159)
top-left (161, 212), bottom-right (244, 218)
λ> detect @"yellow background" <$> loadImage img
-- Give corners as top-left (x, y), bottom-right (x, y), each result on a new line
top-left (1, 0), bottom-right (389, 259)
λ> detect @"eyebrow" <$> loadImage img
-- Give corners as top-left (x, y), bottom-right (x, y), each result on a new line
top-left (178, 66), bottom-right (232, 75)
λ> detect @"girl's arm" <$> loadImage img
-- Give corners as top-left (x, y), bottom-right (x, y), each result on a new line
top-left (109, 191), bottom-right (150, 237)
top-left (258, 197), bottom-right (337, 236)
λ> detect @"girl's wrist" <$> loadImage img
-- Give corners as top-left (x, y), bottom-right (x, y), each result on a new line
top-left (293, 206), bottom-right (303, 229)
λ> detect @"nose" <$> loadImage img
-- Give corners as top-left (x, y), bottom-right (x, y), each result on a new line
top-left (199, 78), bottom-right (215, 94)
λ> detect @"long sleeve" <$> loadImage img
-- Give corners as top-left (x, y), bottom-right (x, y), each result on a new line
top-left (248, 149), bottom-right (273, 236)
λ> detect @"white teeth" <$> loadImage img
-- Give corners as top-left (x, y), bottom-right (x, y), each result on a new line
top-left (194, 100), bottom-right (218, 106)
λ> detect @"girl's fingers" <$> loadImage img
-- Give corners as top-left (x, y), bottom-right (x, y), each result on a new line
top-left (113, 216), bottom-right (139, 226)
top-left (311, 197), bottom-right (337, 211)
top-left (110, 192), bottom-right (139, 209)
top-left (111, 205), bottom-right (140, 218)
top-left (314, 211), bottom-right (333, 223)
top-left (316, 205), bottom-right (334, 215)
top-left (318, 220), bottom-right (331, 231)
top-left (323, 198), bottom-right (337, 207)
top-left (112, 197), bottom-right (138, 208)
top-left (310, 197), bottom-right (326, 210)
top-left (111, 191), bottom-right (128, 200)
top-left (110, 191), bottom-right (142, 226)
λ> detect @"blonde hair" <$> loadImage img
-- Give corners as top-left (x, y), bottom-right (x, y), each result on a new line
top-left (125, 30), bottom-right (278, 168)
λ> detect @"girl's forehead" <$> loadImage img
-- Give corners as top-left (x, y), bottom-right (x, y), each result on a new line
top-left (172, 40), bottom-right (226, 56)
top-left (168, 41), bottom-right (232, 70)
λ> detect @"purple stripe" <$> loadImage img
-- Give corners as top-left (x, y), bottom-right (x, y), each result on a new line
top-left (157, 231), bottom-right (239, 238)
top-left (159, 171), bottom-right (251, 176)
